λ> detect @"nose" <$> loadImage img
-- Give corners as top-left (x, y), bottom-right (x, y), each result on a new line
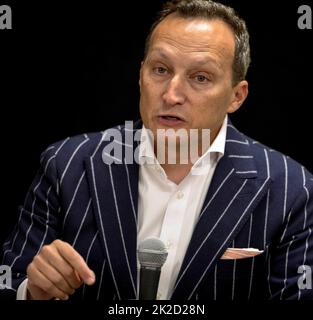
top-left (162, 75), bottom-right (186, 106)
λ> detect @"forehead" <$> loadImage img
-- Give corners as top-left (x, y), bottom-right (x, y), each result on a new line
top-left (148, 15), bottom-right (235, 67)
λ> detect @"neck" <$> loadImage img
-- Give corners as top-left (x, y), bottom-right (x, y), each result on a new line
top-left (161, 163), bottom-right (193, 185)
top-left (151, 126), bottom-right (220, 184)
top-left (156, 143), bottom-right (206, 184)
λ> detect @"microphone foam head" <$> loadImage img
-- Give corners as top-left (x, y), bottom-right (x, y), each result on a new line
top-left (138, 237), bottom-right (168, 269)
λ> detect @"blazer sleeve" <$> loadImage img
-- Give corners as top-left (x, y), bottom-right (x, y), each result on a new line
top-left (269, 168), bottom-right (313, 300)
top-left (1, 145), bottom-right (61, 294)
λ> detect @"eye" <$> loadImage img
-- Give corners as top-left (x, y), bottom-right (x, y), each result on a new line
top-left (153, 66), bottom-right (168, 75)
top-left (194, 74), bottom-right (210, 83)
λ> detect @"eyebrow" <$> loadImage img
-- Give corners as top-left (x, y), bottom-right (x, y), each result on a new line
top-left (149, 47), bottom-right (222, 69)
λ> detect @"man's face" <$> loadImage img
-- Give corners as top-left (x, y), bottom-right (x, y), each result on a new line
top-left (139, 15), bottom-right (248, 143)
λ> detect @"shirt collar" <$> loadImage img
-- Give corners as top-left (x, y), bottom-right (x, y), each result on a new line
top-left (138, 125), bottom-right (157, 164)
top-left (191, 115), bottom-right (227, 174)
top-left (138, 115), bottom-right (228, 171)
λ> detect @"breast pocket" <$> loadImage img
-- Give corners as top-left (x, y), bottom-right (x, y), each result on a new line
top-left (213, 251), bottom-right (268, 300)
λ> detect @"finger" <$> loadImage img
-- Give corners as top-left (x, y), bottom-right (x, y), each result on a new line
top-left (54, 240), bottom-right (95, 285)
top-left (34, 255), bottom-right (75, 295)
top-left (40, 245), bottom-right (83, 289)
top-left (28, 264), bottom-right (69, 300)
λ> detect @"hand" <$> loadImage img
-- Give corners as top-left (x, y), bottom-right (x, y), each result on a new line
top-left (26, 240), bottom-right (95, 300)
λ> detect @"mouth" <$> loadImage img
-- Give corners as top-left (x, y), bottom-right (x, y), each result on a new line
top-left (157, 114), bottom-right (186, 126)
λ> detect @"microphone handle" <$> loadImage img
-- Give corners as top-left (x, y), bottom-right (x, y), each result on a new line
top-left (139, 266), bottom-right (161, 300)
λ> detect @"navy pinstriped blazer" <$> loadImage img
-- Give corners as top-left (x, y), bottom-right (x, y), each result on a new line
top-left (2, 120), bottom-right (313, 300)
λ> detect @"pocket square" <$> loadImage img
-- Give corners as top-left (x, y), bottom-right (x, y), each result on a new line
top-left (221, 248), bottom-right (264, 260)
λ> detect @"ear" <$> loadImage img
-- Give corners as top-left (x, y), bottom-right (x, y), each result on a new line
top-left (227, 80), bottom-right (249, 114)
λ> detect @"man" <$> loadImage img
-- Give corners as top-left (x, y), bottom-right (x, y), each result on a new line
top-left (1, 0), bottom-right (313, 300)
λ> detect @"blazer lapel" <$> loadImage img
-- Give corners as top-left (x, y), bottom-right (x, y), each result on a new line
top-left (171, 122), bottom-right (272, 300)
top-left (85, 125), bottom-right (140, 300)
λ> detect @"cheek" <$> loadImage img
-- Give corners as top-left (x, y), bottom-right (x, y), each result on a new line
top-left (192, 95), bottom-right (228, 127)
top-left (141, 81), bottom-right (161, 109)
top-left (141, 78), bottom-right (152, 99)
top-left (139, 82), bottom-right (159, 123)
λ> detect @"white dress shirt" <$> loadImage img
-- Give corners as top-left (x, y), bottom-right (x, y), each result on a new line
top-left (137, 116), bottom-right (227, 299)
top-left (17, 116), bottom-right (227, 300)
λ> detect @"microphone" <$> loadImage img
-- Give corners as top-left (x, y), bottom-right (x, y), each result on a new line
top-left (138, 237), bottom-right (168, 300)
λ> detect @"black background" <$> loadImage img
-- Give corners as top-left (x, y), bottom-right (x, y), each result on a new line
top-left (0, 0), bottom-right (312, 250)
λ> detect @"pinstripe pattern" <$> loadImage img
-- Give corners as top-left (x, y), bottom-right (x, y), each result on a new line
top-left (89, 157), bottom-right (121, 299)
top-left (264, 190), bottom-right (270, 249)
top-left (124, 164), bottom-right (137, 226)
top-left (60, 137), bottom-right (90, 185)
top-left (248, 257), bottom-right (255, 299)
top-left (62, 171), bottom-right (86, 229)
top-left (44, 137), bottom-right (70, 175)
top-left (247, 214), bottom-right (254, 299)
top-left (2, 207), bottom-right (24, 261)
top-left (9, 174), bottom-right (45, 268)
top-left (72, 199), bottom-right (92, 247)
top-left (37, 186), bottom-right (52, 253)
top-left (1, 120), bottom-right (312, 300)
top-left (81, 231), bottom-right (99, 299)
top-left (236, 170), bottom-right (257, 174)
top-left (280, 236), bottom-right (295, 299)
top-left (228, 155), bottom-right (253, 159)
top-left (108, 165), bottom-right (136, 294)
top-left (97, 260), bottom-right (106, 300)
top-left (283, 156), bottom-right (288, 222)
top-left (226, 139), bottom-right (249, 144)
top-left (247, 213), bottom-right (253, 247)
top-left (302, 166), bottom-right (309, 230)
top-left (175, 179), bottom-right (249, 286)
top-left (187, 175), bottom-right (271, 300)
top-left (39, 146), bottom-right (55, 163)
top-left (267, 253), bottom-right (273, 298)
top-left (199, 169), bottom-right (234, 218)
top-left (298, 227), bottom-right (312, 300)
top-left (280, 209), bottom-right (293, 243)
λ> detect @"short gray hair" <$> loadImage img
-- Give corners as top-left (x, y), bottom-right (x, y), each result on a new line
top-left (144, 0), bottom-right (251, 85)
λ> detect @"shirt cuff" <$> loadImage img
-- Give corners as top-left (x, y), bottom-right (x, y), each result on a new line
top-left (17, 278), bottom-right (28, 300)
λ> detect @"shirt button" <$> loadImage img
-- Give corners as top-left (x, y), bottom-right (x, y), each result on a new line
top-left (176, 190), bottom-right (184, 199)
top-left (157, 292), bottom-right (162, 299)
